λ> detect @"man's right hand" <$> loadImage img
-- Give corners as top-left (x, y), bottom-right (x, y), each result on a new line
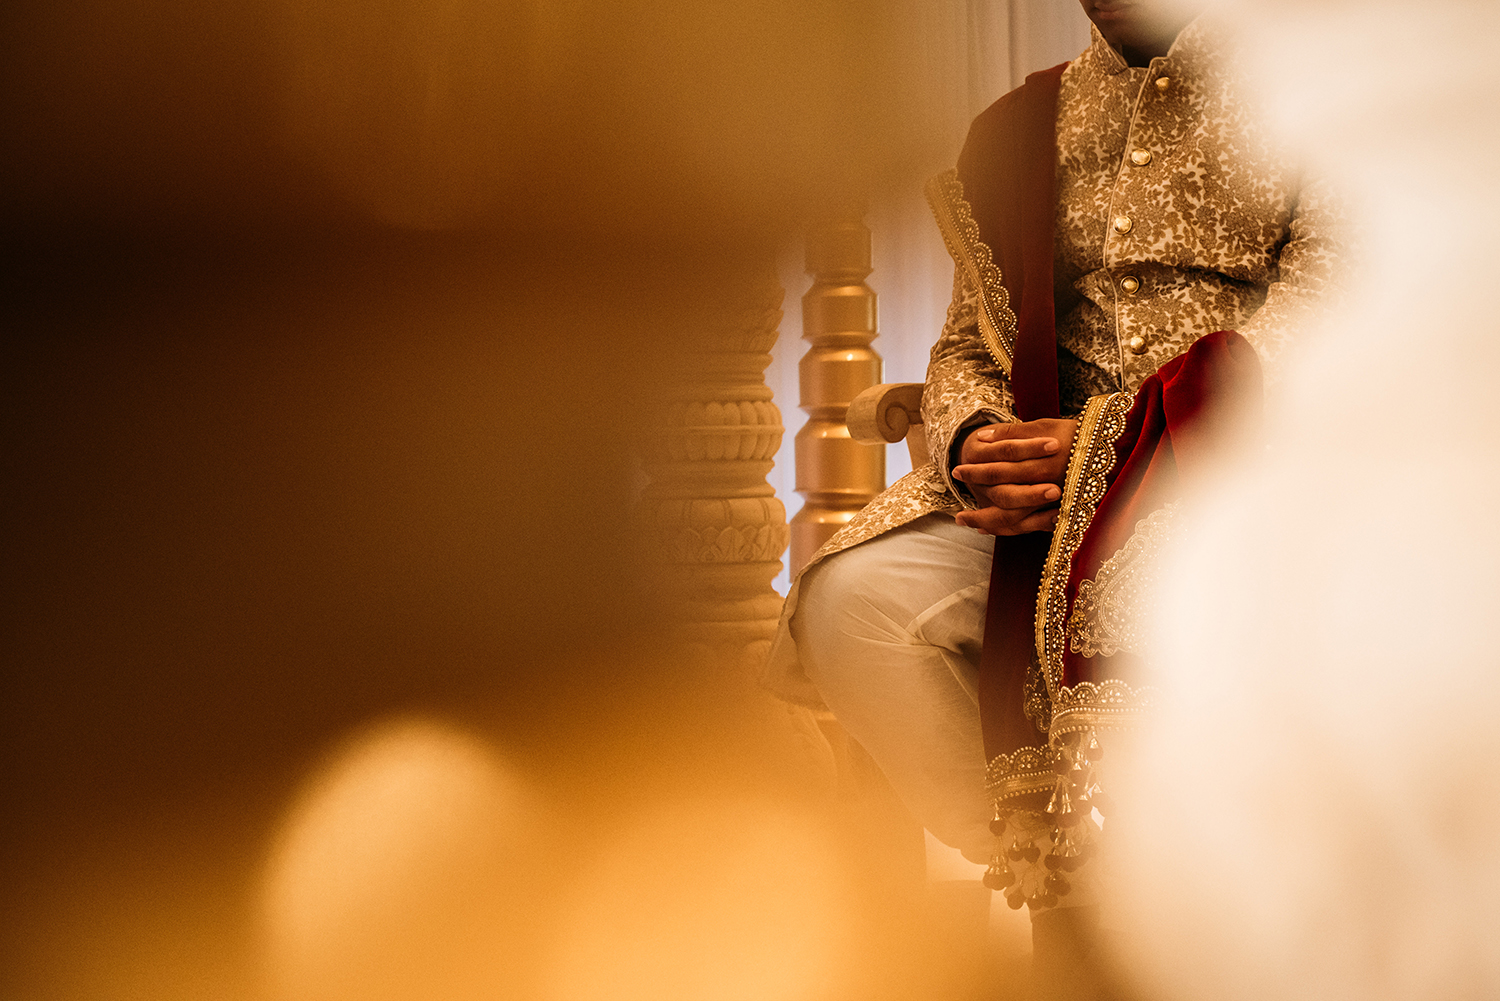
top-left (950, 418), bottom-right (1077, 535)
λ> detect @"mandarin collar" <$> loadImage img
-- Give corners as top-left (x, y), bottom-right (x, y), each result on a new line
top-left (1083, 8), bottom-right (1222, 75)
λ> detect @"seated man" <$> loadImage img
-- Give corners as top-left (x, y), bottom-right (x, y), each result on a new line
top-left (763, 0), bottom-right (1342, 976)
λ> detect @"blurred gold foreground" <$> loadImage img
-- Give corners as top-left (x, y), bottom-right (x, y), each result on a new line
top-left (1, 0), bottom-right (1024, 997)
top-left (5, 0), bottom-right (1500, 999)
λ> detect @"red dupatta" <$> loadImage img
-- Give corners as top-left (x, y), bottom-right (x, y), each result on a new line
top-left (926, 63), bottom-right (1264, 908)
top-left (927, 64), bottom-right (1070, 774)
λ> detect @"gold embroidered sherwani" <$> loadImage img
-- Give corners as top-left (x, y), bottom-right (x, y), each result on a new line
top-left (763, 15), bottom-right (1342, 708)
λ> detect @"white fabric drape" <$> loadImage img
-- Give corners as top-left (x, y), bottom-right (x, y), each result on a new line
top-left (770, 0), bottom-right (1091, 594)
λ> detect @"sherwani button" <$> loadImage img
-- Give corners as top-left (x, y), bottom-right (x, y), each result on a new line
top-left (1112, 215), bottom-right (1133, 234)
top-left (1155, 76), bottom-right (1171, 92)
top-left (1128, 335), bottom-right (1148, 354)
top-left (1120, 275), bottom-right (1140, 293)
top-left (1130, 149), bottom-right (1152, 166)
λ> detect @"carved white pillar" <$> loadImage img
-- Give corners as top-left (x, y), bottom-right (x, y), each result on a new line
top-left (634, 268), bottom-right (791, 669)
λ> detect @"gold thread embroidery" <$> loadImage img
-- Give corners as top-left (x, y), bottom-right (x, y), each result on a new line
top-left (984, 744), bottom-right (1056, 805)
top-left (1071, 579), bottom-right (1103, 652)
top-left (925, 169), bottom-right (1019, 375)
top-left (1022, 399), bottom-right (1101, 732)
top-left (987, 724), bottom-right (1121, 910)
top-left (1069, 502), bottom-right (1181, 658)
top-left (1035, 391), bottom-right (1134, 701)
top-left (1048, 678), bottom-right (1157, 739)
top-left (1023, 652), bottom-right (1050, 739)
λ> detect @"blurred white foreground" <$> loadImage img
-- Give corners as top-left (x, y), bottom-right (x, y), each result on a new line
top-left (1111, 2), bottom-right (1500, 998)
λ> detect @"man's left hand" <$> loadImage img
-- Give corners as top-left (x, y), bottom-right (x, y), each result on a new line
top-left (951, 418), bottom-right (1079, 535)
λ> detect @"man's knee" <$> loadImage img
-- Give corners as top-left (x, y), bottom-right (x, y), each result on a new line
top-left (798, 540), bottom-right (893, 624)
top-left (792, 519), bottom-right (993, 683)
top-left (793, 536), bottom-right (918, 669)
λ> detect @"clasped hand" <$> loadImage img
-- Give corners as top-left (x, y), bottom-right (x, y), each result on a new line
top-left (951, 418), bottom-right (1078, 535)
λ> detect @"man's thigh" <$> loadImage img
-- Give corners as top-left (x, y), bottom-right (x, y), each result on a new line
top-left (793, 512), bottom-right (994, 699)
top-left (791, 513), bottom-right (995, 861)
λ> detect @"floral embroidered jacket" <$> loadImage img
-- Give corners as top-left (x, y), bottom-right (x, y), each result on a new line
top-left (762, 14), bottom-right (1344, 709)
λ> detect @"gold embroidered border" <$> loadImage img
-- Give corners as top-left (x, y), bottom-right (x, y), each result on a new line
top-left (1070, 579), bottom-right (1105, 656)
top-left (984, 744), bottom-right (1056, 805)
top-left (988, 681), bottom-right (1156, 812)
top-left (1069, 501), bottom-right (1181, 658)
top-left (1034, 391), bottom-right (1134, 703)
top-left (1047, 679), bottom-right (1157, 740)
top-left (1022, 652), bottom-right (1050, 743)
top-left (925, 169), bottom-right (1018, 375)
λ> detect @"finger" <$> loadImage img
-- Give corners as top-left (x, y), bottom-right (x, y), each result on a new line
top-left (954, 504), bottom-right (1059, 536)
top-left (979, 482), bottom-right (1061, 509)
top-left (962, 436), bottom-right (1059, 464)
top-left (955, 465), bottom-right (1065, 497)
top-left (954, 502), bottom-right (1040, 535)
top-left (975, 423), bottom-right (1061, 447)
top-left (954, 459), bottom-right (1066, 487)
top-left (953, 505), bottom-right (1024, 535)
top-left (1012, 507), bottom-right (1061, 534)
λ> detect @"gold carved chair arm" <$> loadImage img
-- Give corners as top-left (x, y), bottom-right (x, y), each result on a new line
top-left (846, 382), bottom-right (930, 469)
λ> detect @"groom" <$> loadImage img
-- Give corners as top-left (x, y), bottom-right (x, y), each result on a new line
top-left (765, 0), bottom-right (1341, 992)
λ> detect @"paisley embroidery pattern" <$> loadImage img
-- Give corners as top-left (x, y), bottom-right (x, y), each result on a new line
top-left (1070, 502), bottom-right (1182, 658)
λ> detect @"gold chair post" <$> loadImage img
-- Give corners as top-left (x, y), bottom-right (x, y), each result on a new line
top-left (790, 212), bottom-right (885, 571)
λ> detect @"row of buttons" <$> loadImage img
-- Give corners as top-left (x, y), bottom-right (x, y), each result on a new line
top-left (1119, 274), bottom-right (1147, 353)
top-left (1115, 74), bottom-right (1169, 357)
top-left (1110, 76), bottom-right (1168, 238)
top-left (1110, 150), bottom-right (1153, 232)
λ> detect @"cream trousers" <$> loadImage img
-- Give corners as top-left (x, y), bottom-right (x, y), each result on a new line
top-left (790, 512), bottom-right (995, 864)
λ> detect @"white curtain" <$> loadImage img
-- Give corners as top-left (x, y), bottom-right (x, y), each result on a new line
top-left (770, 0), bottom-right (1091, 594)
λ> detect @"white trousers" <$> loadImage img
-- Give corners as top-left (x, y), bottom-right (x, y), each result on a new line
top-left (790, 512), bottom-right (996, 864)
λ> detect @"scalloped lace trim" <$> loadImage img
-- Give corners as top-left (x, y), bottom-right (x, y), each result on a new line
top-left (1069, 501), bottom-right (1182, 658)
top-left (925, 169), bottom-right (1018, 375)
top-left (1031, 391), bottom-right (1134, 730)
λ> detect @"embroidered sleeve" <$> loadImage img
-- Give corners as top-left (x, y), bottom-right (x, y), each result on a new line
top-left (1236, 175), bottom-right (1351, 384)
top-left (922, 264), bottom-right (1018, 509)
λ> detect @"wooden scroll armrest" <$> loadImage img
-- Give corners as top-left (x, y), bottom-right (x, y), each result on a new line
top-left (846, 382), bottom-right (930, 468)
